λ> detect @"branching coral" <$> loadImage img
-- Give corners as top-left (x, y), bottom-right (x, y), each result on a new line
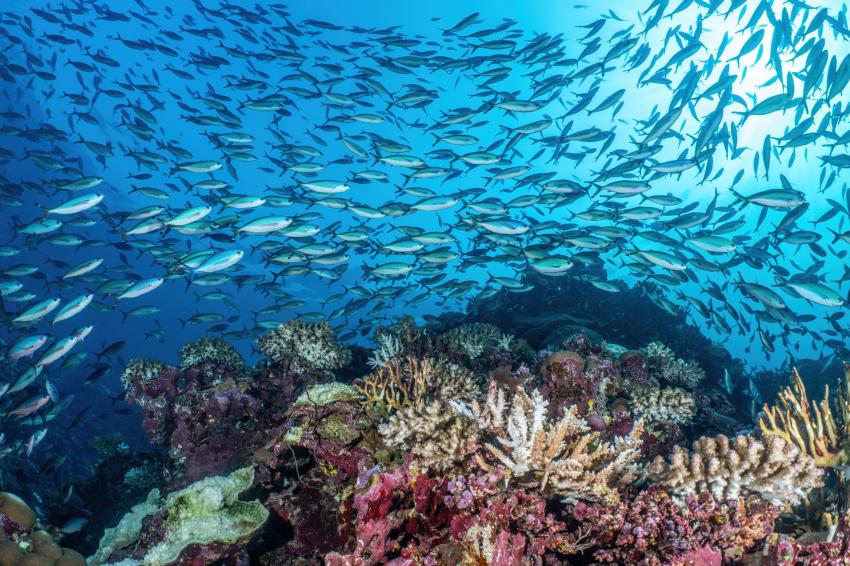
top-left (357, 356), bottom-right (479, 416)
top-left (759, 364), bottom-right (850, 468)
top-left (629, 384), bottom-right (696, 425)
top-left (378, 399), bottom-right (479, 473)
top-left (648, 433), bottom-right (823, 507)
top-left (453, 383), bottom-right (643, 503)
top-left (257, 319), bottom-right (351, 371)
top-left (644, 341), bottom-right (705, 387)
top-left (178, 336), bottom-right (244, 371)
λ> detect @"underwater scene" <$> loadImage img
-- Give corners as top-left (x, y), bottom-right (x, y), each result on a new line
top-left (2, 0), bottom-right (850, 564)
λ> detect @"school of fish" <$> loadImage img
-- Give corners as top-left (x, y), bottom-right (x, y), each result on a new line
top-left (0, 0), bottom-right (850, 461)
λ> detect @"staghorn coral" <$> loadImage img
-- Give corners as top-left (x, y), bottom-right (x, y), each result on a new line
top-left (648, 433), bottom-right (823, 507)
top-left (453, 382), bottom-right (643, 503)
top-left (644, 340), bottom-right (705, 387)
top-left (178, 336), bottom-right (244, 371)
top-left (378, 399), bottom-right (479, 473)
top-left (257, 319), bottom-right (351, 371)
top-left (629, 384), bottom-right (696, 425)
top-left (759, 364), bottom-right (850, 468)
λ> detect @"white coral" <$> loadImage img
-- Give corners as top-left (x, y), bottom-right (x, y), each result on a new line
top-left (367, 333), bottom-right (402, 369)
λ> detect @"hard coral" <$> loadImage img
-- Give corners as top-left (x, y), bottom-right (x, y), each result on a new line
top-left (257, 319), bottom-right (351, 371)
top-left (648, 433), bottom-right (823, 507)
top-left (0, 493), bottom-right (85, 566)
top-left (629, 384), bottom-right (696, 425)
top-left (178, 336), bottom-right (244, 372)
top-left (454, 383), bottom-right (643, 503)
top-left (644, 341), bottom-right (705, 388)
top-left (760, 364), bottom-right (850, 468)
top-left (379, 399), bottom-right (479, 473)
top-left (89, 467), bottom-right (267, 566)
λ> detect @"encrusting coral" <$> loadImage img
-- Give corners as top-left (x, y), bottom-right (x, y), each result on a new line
top-left (648, 433), bottom-right (823, 507)
top-left (257, 319), bottom-right (351, 370)
top-left (759, 364), bottom-right (850, 468)
top-left (629, 384), bottom-right (696, 424)
top-left (89, 467), bottom-right (268, 565)
top-left (454, 382), bottom-right (643, 503)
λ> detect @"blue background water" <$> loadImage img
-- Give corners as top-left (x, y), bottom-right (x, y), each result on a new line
top-left (0, 0), bottom-right (848, 473)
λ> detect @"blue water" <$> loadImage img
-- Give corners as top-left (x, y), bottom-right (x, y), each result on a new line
top-left (0, 0), bottom-right (848, 492)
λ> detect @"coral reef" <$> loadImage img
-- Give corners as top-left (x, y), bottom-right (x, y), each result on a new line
top-left (0, 492), bottom-right (86, 566)
top-left (43, 312), bottom-right (850, 564)
top-left (648, 433), bottom-right (823, 506)
top-left (89, 467), bottom-right (267, 565)
top-left (257, 319), bottom-right (351, 370)
top-left (570, 486), bottom-right (778, 564)
top-left (455, 383), bottom-right (643, 503)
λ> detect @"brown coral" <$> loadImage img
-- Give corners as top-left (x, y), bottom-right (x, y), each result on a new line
top-left (759, 364), bottom-right (850, 468)
top-left (0, 494), bottom-right (86, 566)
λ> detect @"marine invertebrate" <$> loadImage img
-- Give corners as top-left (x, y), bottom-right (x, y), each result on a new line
top-left (441, 323), bottom-right (513, 360)
top-left (89, 467), bottom-right (268, 565)
top-left (178, 336), bottom-right (244, 371)
top-left (378, 399), bottom-right (479, 472)
top-left (257, 319), bottom-right (351, 371)
top-left (356, 356), bottom-right (479, 416)
top-left (454, 383), bottom-right (643, 503)
top-left (571, 486), bottom-right (778, 564)
top-left (759, 364), bottom-right (850, 468)
top-left (629, 384), bottom-right (696, 425)
top-left (644, 340), bottom-right (705, 387)
top-left (0, 492), bottom-right (86, 566)
top-left (119, 358), bottom-right (167, 390)
top-left (648, 433), bottom-right (823, 507)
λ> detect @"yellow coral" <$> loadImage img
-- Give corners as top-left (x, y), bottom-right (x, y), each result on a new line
top-left (759, 364), bottom-right (850, 468)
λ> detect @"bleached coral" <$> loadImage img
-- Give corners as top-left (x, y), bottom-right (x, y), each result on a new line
top-left (378, 399), bottom-right (479, 472)
top-left (648, 434), bottom-right (823, 507)
top-left (644, 341), bottom-right (705, 387)
top-left (630, 384), bottom-right (696, 425)
top-left (178, 337), bottom-right (244, 371)
top-left (454, 382), bottom-right (643, 503)
top-left (120, 358), bottom-right (166, 389)
top-left (367, 332), bottom-right (402, 369)
top-left (442, 323), bottom-right (513, 359)
top-left (257, 319), bottom-right (351, 371)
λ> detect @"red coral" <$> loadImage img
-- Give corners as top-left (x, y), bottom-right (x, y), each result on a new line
top-left (571, 487), bottom-right (777, 565)
top-left (760, 517), bottom-right (850, 565)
